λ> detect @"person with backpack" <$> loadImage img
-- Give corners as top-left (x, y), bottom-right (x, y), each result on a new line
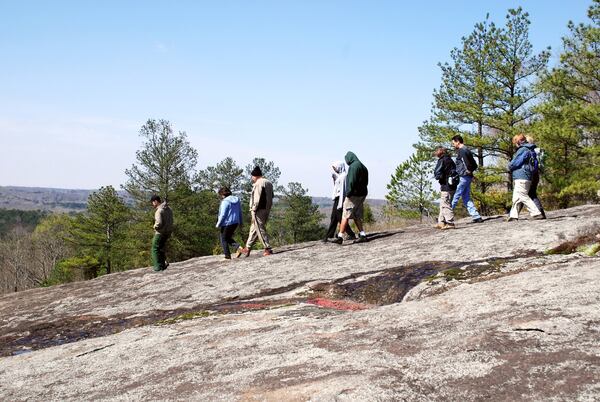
top-left (507, 134), bottom-right (544, 221)
top-left (450, 135), bottom-right (483, 223)
top-left (433, 147), bottom-right (458, 229)
top-left (216, 187), bottom-right (243, 259)
top-left (525, 135), bottom-right (546, 219)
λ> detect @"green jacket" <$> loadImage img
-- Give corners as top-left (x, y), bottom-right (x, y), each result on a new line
top-left (345, 152), bottom-right (369, 197)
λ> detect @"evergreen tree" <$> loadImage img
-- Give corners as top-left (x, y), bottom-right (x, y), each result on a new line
top-left (386, 149), bottom-right (438, 222)
top-left (534, 0), bottom-right (600, 206)
top-left (68, 186), bottom-right (131, 275)
top-left (123, 119), bottom-right (198, 204)
top-left (488, 8), bottom-right (550, 190)
top-left (272, 182), bottom-right (324, 244)
top-left (418, 16), bottom-right (504, 213)
top-left (196, 157), bottom-right (245, 193)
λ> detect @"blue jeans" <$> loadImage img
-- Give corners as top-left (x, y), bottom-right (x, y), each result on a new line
top-left (451, 176), bottom-right (481, 220)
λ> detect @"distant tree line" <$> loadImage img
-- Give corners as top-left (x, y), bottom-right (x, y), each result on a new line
top-left (387, 1), bottom-right (599, 218)
top-left (0, 119), bottom-right (331, 293)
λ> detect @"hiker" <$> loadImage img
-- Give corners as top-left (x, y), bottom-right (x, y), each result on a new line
top-left (216, 187), bottom-right (243, 259)
top-left (433, 147), bottom-right (458, 229)
top-left (450, 135), bottom-right (483, 223)
top-left (238, 166), bottom-right (274, 257)
top-left (507, 134), bottom-right (544, 221)
top-left (524, 135), bottom-right (546, 219)
top-left (333, 151), bottom-right (368, 244)
top-left (323, 161), bottom-right (356, 242)
top-left (151, 195), bottom-right (173, 272)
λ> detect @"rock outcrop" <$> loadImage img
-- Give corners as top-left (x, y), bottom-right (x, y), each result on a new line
top-left (1, 205), bottom-right (600, 401)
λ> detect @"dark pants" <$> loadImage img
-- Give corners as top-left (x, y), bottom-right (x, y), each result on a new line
top-left (151, 233), bottom-right (170, 271)
top-left (529, 172), bottom-right (545, 217)
top-left (220, 224), bottom-right (240, 257)
top-left (325, 197), bottom-right (356, 239)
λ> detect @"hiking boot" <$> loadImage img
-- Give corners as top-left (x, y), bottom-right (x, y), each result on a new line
top-left (224, 255), bottom-right (232, 260)
top-left (505, 217), bottom-right (518, 222)
top-left (434, 222), bottom-right (445, 229)
top-left (472, 218), bottom-right (484, 223)
top-left (331, 237), bottom-right (343, 245)
top-left (347, 234), bottom-right (357, 240)
top-left (321, 238), bottom-right (329, 243)
top-left (236, 247), bottom-right (250, 258)
top-left (354, 235), bottom-right (368, 243)
top-left (263, 248), bottom-right (273, 256)
top-left (532, 214), bottom-right (546, 220)
top-left (441, 223), bottom-right (456, 230)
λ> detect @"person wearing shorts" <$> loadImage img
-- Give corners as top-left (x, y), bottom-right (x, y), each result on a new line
top-left (333, 151), bottom-right (369, 244)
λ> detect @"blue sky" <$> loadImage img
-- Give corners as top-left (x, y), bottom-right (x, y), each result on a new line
top-left (0, 0), bottom-right (592, 198)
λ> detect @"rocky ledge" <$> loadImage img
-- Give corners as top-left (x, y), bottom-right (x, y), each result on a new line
top-left (1, 205), bottom-right (600, 401)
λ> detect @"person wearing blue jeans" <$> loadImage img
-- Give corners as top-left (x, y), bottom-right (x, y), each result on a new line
top-left (451, 135), bottom-right (483, 223)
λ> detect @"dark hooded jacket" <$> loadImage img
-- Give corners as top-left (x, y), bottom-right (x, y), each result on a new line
top-left (434, 154), bottom-right (458, 192)
top-left (344, 152), bottom-right (368, 197)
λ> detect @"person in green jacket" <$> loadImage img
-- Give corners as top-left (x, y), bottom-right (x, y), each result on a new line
top-left (332, 151), bottom-right (369, 244)
top-left (151, 195), bottom-right (173, 271)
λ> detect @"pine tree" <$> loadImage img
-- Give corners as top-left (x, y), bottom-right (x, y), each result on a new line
top-left (534, 0), bottom-right (600, 206)
top-left (272, 182), bottom-right (324, 244)
top-left (68, 186), bottom-right (131, 276)
top-left (123, 119), bottom-right (198, 204)
top-left (386, 149), bottom-right (438, 223)
top-left (196, 157), bottom-right (245, 193)
top-left (488, 8), bottom-right (550, 190)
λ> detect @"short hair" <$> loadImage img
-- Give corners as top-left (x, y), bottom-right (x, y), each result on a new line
top-left (434, 147), bottom-right (447, 158)
top-left (218, 187), bottom-right (232, 197)
top-left (451, 135), bottom-right (464, 144)
top-left (150, 195), bottom-right (161, 203)
top-left (512, 134), bottom-right (527, 146)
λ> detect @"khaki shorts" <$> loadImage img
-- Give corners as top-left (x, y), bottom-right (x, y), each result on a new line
top-left (342, 196), bottom-right (366, 220)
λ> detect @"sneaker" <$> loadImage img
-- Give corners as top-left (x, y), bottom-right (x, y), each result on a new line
top-left (472, 218), bottom-right (484, 223)
top-left (441, 223), bottom-right (456, 230)
top-left (263, 249), bottom-right (273, 256)
top-left (331, 237), bottom-right (343, 245)
top-left (347, 234), bottom-right (357, 240)
top-left (434, 223), bottom-right (445, 229)
top-left (532, 214), bottom-right (546, 220)
top-left (354, 235), bottom-right (368, 243)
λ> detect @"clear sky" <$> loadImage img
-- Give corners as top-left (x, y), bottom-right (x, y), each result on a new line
top-left (0, 0), bottom-right (592, 198)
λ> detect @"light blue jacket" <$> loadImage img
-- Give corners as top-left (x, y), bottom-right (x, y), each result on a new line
top-left (508, 143), bottom-right (536, 181)
top-left (216, 195), bottom-right (242, 228)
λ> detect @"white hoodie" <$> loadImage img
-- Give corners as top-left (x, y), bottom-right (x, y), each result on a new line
top-left (331, 161), bottom-right (348, 209)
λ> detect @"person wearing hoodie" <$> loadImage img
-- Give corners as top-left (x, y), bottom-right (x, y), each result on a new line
top-left (151, 195), bottom-right (173, 272)
top-left (323, 161), bottom-right (356, 242)
top-left (216, 187), bottom-right (243, 259)
top-left (433, 147), bottom-right (458, 229)
top-left (507, 134), bottom-right (544, 221)
top-left (238, 166), bottom-right (274, 257)
top-left (333, 151), bottom-right (368, 244)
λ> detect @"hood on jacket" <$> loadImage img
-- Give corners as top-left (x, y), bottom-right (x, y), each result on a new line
top-left (520, 142), bottom-right (537, 151)
top-left (332, 161), bottom-right (346, 174)
top-left (225, 195), bottom-right (240, 204)
top-left (345, 152), bottom-right (359, 165)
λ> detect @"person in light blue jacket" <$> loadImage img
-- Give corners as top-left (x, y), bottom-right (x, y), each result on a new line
top-left (216, 187), bottom-right (243, 259)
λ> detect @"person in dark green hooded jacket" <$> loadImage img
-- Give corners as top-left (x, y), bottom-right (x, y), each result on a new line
top-left (332, 151), bottom-right (369, 244)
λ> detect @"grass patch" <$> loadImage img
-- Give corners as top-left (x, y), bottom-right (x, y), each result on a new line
top-left (158, 310), bottom-right (212, 325)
